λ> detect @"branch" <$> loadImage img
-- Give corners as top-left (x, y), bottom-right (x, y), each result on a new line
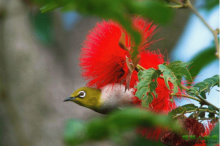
top-left (173, 108), bottom-right (218, 119)
top-left (171, 93), bottom-right (201, 102)
top-left (168, 5), bottom-right (184, 9)
top-left (198, 117), bottom-right (218, 121)
top-left (168, 0), bottom-right (182, 5)
top-left (174, 82), bottom-right (219, 111)
top-left (186, 0), bottom-right (219, 58)
top-left (167, 0), bottom-right (219, 58)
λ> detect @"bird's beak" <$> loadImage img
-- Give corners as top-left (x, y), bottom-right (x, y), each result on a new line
top-left (63, 97), bottom-right (76, 102)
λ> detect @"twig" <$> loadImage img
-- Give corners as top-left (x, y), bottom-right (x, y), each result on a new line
top-left (198, 117), bottom-right (218, 121)
top-left (136, 64), bottom-right (146, 71)
top-left (168, 0), bottom-right (182, 5)
top-left (173, 81), bottom-right (219, 111)
top-left (170, 93), bottom-right (201, 102)
top-left (173, 108), bottom-right (217, 119)
top-left (168, 0), bottom-right (219, 58)
top-left (168, 5), bottom-right (184, 8)
top-left (173, 109), bottom-right (186, 119)
top-left (187, 0), bottom-right (219, 54)
top-left (186, 0), bottom-right (219, 58)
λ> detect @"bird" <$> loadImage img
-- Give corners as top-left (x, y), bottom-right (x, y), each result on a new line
top-left (63, 19), bottom-right (177, 116)
top-left (63, 84), bottom-right (136, 114)
top-left (62, 19), bottom-right (180, 140)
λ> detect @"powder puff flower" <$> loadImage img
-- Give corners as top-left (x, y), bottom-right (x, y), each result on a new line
top-left (79, 17), bottom-right (183, 140)
top-left (80, 18), bottom-right (179, 112)
top-left (79, 18), bottom-right (157, 89)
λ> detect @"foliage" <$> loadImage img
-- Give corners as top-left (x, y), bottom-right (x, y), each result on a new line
top-left (200, 0), bottom-right (219, 10)
top-left (31, 12), bottom-right (53, 44)
top-left (29, 0), bottom-right (220, 145)
top-left (168, 104), bottom-right (198, 117)
top-left (135, 61), bottom-right (192, 107)
top-left (188, 44), bottom-right (217, 79)
top-left (131, 136), bottom-right (165, 146)
top-left (63, 108), bottom-right (182, 146)
top-left (207, 123), bottom-right (219, 146)
top-left (33, 0), bottom-right (173, 58)
top-left (135, 68), bottom-right (161, 107)
top-left (187, 75), bottom-right (219, 98)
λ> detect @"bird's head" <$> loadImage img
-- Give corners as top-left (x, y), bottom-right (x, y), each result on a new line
top-left (63, 87), bottom-right (102, 111)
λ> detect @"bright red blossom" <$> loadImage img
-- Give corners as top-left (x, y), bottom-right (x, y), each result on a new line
top-left (202, 121), bottom-right (216, 136)
top-left (80, 18), bottom-right (182, 140)
top-left (161, 118), bottom-right (218, 146)
top-left (80, 18), bottom-right (157, 89)
top-left (80, 18), bottom-right (179, 112)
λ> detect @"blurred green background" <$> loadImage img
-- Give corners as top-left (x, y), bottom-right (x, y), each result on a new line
top-left (0, 0), bottom-right (218, 146)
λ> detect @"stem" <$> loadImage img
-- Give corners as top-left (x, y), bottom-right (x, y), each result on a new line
top-left (168, 5), bottom-right (184, 8)
top-left (136, 64), bottom-right (146, 71)
top-left (186, 0), bottom-right (219, 58)
top-left (171, 93), bottom-right (201, 102)
top-left (195, 95), bottom-right (219, 111)
top-left (173, 109), bottom-right (186, 119)
top-left (173, 108), bottom-right (217, 119)
top-left (198, 117), bottom-right (218, 121)
top-left (169, 0), bottom-right (182, 5)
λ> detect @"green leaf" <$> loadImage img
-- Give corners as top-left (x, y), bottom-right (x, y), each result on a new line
top-left (31, 12), bottom-right (53, 44)
top-left (200, 91), bottom-right (207, 99)
top-left (40, 2), bottom-right (60, 13)
top-left (34, 0), bottom-right (173, 58)
top-left (207, 123), bottom-right (219, 146)
top-left (208, 113), bottom-right (215, 118)
top-left (168, 107), bottom-right (185, 117)
top-left (198, 112), bottom-right (205, 118)
top-left (168, 61), bottom-right (192, 82)
top-left (181, 104), bottom-right (198, 111)
top-left (63, 119), bottom-right (86, 145)
top-left (188, 45), bottom-right (217, 79)
top-left (158, 61), bottom-right (192, 93)
top-left (64, 108), bottom-right (183, 146)
top-left (189, 112), bottom-right (196, 119)
top-left (135, 69), bottom-right (161, 107)
top-left (158, 64), bottom-right (179, 93)
top-left (189, 75), bottom-right (219, 98)
top-left (87, 119), bottom-right (109, 140)
top-left (200, 0), bottom-right (219, 11)
top-left (208, 105), bottom-right (216, 111)
top-left (187, 87), bottom-right (199, 96)
top-left (131, 135), bottom-right (165, 146)
top-left (141, 92), bottom-right (154, 107)
top-left (37, 0), bottom-right (173, 24)
top-left (132, 0), bottom-right (173, 24)
top-left (168, 104), bottom-right (198, 117)
top-left (168, 60), bottom-right (191, 69)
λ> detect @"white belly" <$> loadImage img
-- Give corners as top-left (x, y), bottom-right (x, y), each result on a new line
top-left (99, 84), bottom-right (134, 113)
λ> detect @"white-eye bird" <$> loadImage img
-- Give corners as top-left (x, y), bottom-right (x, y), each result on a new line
top-left (63, 84), bottom-right (135, 114)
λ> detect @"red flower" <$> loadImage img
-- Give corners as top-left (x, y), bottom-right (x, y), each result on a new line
top-left (79, 18), bottom-right (183, 141)
top-left (202, 121), bottom-right (215, 136)
top-left (194, 121), bottom-right (217, 146)
top-left (161, 118), bottom-right (206, 146)
top-left (79, 18), bottom-right (157, 89)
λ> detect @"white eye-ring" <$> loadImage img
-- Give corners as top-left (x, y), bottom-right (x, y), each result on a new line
top-left (78, 91), bottom-right (86, 98)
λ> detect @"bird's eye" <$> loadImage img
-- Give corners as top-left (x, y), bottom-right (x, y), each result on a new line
top-left (78, 91), bottom-right (86, 98)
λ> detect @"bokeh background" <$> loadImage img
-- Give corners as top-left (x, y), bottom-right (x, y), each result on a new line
top-left (0, 0), bottom-right (219, 146)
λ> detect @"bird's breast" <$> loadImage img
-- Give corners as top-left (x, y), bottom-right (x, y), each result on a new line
top-left (98, 84), bottom-right (134, 113)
